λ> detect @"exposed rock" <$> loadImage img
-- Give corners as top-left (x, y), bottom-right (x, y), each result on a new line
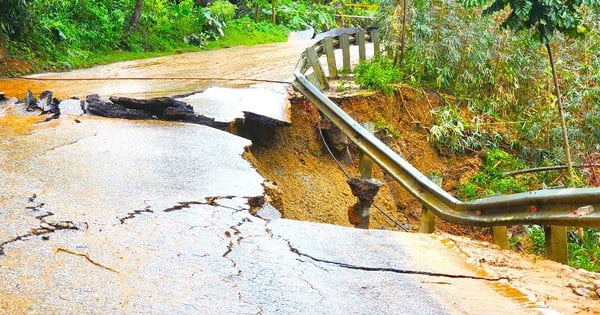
top-left (25, 89), bottom-right (37, 111)
top-left (255, 203), bottom-right (282, 221)
top-left (0, 91), bottom-right (5, 101)
top-left (37, 90), bottom-right (56, 113)
top-left (164, 105), bottom-right (194, 120)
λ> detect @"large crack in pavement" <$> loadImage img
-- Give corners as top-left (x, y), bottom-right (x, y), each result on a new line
top-left (117, 196), bottom-right (264, 224)
top-left (1, 194), bottom-right (264, 256)
top-left (283, 238), bottom-right (509, 282)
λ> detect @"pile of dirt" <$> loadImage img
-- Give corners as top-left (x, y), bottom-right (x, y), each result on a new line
top-left (249, 84), bottom-right (485, 236)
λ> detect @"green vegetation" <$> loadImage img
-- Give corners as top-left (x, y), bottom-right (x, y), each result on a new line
top-left (0, 0), bottom-right (382, 75)
top-left (355, 0), bottom-right (600, 270)
top-left (242, 0), bottom-right (337, 32)
top-left (457, 149), bottom-right (529, 200)
top-left (568, 228), bottom-right (600, 272)
top-left (354, 57), bottom-right (401, 94)
top-left (360, 0), bottom-right (600, 185)
top-left (1, 0), bottom-right (363, 75)
top-left (514, 226), bottom-right (600, 272)
top-left (374, 113), bottom-right (401, 138)
top-left (428, 106), bottom-right (507, 156)
top-left (202, 17), bottom-right (289, 50)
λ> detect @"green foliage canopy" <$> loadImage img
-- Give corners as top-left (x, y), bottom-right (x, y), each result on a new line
top-left (0, 0), bottom-right (27, 38)
top-left (462, 0), bottom-right (599, 44)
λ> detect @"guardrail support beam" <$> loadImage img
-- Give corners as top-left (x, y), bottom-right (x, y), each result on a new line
top-left (544, 225), bottom-right (568, 264)
top-left (305, 47), bottom-right (329, 90)
top-left (491, 226), bottom-right (509, 249)
top-left (323, 37), bottom-right (338, 79)
top-left (358, 30), bottom-right (366, 61)
top-left (340, 33), bottom-right (351, 74)
top-left (372, 29), bottom-right (380, 57)
top-left (418, 206), bottom-right (436, 233)
top-left (418, 175), bottom-right (442, 233)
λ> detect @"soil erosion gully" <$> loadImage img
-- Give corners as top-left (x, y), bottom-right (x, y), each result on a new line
top-left (292, 28), bottom-right (600, 229)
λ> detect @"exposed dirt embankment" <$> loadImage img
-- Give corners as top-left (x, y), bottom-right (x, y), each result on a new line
top-left (248, 85), bottom-right (485, 236)
top-left (247, 84), bottom-right (600, 313)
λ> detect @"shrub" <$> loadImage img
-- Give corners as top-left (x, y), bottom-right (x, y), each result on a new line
top-left (354, 57), bottom-right (402, 94)
top-left (209, 0), bottom-right (237, 23)
top-left (458, 149), bottom-right (530, 199)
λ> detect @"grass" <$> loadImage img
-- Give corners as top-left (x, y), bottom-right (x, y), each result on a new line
top-left (202, 18), bottom-right (289, 50)
top-left (2, 18), bottom-right (289, 76)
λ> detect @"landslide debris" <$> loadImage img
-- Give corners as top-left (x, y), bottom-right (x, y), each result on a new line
top-left (248, 85), bottom-right (484, 236)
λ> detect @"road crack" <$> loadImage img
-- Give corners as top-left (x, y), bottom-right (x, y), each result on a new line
top-left (285, 240), bottom-right (508, 281)
top-left (0, 198), bottom-right (84, 255)
top-left (56, 247), bottom-right (119, 273)
top-left (118, 206), bottom-right (154, 223)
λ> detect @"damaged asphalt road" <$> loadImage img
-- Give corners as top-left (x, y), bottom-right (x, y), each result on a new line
top-left (0, 43), bottom-right (539, 313)
top-left (0, 112), bottom-right (530, 314)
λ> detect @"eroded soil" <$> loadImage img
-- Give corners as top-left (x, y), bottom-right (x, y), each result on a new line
top-left (248, 84), bottom-right (600, 314)
top-left (250, 85), bottom-right (485, 236)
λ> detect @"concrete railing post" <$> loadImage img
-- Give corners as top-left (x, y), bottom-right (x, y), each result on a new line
top-left (418, 174), bottom-right (442, 234)
top-left (491, 226), bottom-right (509, 249)
top-left (545, 225), bottom-right (568, 264)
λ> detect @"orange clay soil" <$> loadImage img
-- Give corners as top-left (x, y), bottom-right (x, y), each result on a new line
top-left (248, 84), bottom-right (486, 238)
top-left (247, 84), bottom-right (600, 314)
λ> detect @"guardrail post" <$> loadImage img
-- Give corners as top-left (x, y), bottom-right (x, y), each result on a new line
top-left (340, 33), bottom-right (351, 74)
top-left (418, 207), bottom-right (436, 233)
top-left (544, 225), bottom-right (568, 264)
top-left (359, 123), bottom-right (375, 179)
top-left (305, 47), bottom-right (329, 90)
top-left (418, 175), bottom-right (442, 233)
top-left (491, 226), bottom-right (509, 249)
top-left (347, 122), bottom-right (380, 229)
top-left (358, 29), bottom-right (366, 61)
top-left (371, 29), bottom-right (380, 57)
top-left (323, 37), bottom-right (338, 79)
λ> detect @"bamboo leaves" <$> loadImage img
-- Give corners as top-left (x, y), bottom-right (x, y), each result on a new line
top-left (466, 0), bottom-right (590, 44)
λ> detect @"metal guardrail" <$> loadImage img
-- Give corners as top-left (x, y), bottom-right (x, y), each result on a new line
top-left (292, 28), bottom-right (600, 229)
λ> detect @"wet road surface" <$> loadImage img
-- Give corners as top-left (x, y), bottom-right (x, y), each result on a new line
top-left (0, 42), bottom-right (550, 313)
top-left (0, 41), bottom-right (311, 99)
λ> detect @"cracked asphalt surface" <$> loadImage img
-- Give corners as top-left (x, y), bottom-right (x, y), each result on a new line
top-left (0, 43), bottom-right (540, 314)
top-left (0, 115), bottom-right (536, 314)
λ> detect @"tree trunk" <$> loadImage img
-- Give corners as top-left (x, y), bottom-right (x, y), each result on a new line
top-left (255, 3), bottom-right (261, 20)
top-left (272, 0), bottom-right (278, 24)
top-left (399, 0), bottom-right (407, 66)
top-left (129, 0), bottom-right (144, 31)
top-left (546, 43), bottom-right (575, 186)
